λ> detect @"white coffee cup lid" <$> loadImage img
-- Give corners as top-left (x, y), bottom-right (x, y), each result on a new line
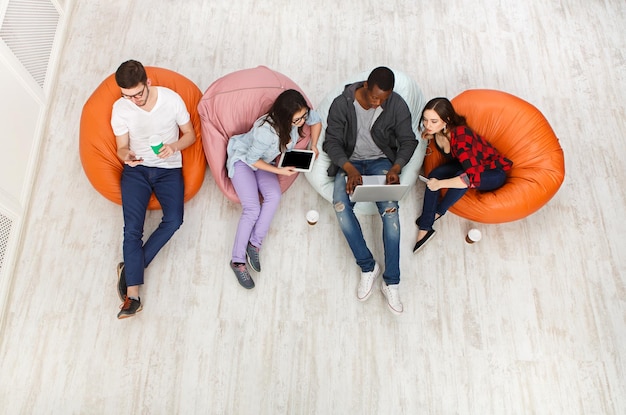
top-left (306, 210), bottom-right (319, 221)
top-left (468, 228), bottom-right (482, 241)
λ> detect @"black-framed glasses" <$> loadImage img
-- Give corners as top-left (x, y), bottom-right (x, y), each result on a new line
top-left (292, 110), bottom-right (309, 125)
top-left (121, 84), bottom-right (147, 100)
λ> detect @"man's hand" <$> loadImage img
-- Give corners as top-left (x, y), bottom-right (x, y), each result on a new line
top-left (157, 143), bottom-right (178, 159)
top-left (124, 151), bottom-right (143, 167)
top-left (343, 163), bottom-right (362, 194)
top-left (386, 164), bottom-right (402, 184)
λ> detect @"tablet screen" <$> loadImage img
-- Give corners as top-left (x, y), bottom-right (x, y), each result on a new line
top-left (279, 150), bottom-right (314, 171)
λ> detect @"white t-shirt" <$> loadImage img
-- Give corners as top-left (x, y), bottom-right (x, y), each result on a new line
top-left (111, 86), bottom-right (190, 169)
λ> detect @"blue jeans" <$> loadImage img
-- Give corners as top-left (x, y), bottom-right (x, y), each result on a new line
top-left (121, 165), bottom-right (184, 286)
top-left (418, 161), bottom-right (507, 230)
top-left (332, 158), bottom-right (401, 285)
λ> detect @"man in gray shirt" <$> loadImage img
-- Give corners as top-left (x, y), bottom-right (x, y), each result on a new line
top-left (323, 67), bottom-right (417, 315)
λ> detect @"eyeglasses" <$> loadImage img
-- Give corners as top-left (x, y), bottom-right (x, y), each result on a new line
top-left (292, 110), bottom-right (309, 125)
top-left (121, 84), bottom-right (147, 100)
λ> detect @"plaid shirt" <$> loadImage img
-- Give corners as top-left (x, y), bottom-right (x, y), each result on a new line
top-left (449, 126), bottom-right (513, 188)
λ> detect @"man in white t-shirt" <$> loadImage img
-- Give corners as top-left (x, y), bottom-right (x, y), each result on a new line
top-left (110, 60), bottom-right (196, 319)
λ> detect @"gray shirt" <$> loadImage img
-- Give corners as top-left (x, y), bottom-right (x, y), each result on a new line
top-left (351, 100), bottom-right (385, 161)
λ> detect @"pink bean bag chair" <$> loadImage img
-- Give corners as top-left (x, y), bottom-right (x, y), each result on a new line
top-left (197, 66), bottom-right (314, 203)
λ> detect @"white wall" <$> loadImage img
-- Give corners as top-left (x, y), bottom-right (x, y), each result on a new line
top-left (0, 46), bottom-right (44, 213)
top-left (0, 0), bottom-right (70, 325)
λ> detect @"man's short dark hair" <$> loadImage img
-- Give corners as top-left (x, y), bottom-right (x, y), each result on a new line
top-left (367, 66), bottom-right (395, 91)
top-left (115, 60), bottom-right (147, 89)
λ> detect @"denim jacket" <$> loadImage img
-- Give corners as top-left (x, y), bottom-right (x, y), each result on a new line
top-left (226, 109), bottom-right (321, 178)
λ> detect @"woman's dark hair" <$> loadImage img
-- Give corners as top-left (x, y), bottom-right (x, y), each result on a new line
top-left (420, 97), bottom-right (467, 132)
top-left (115, 60), bottom-right (147, 89)
top-left (264, 89), bottom-right (309, 151)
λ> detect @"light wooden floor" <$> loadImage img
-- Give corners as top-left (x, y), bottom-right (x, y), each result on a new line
top-left (1, 0), bottom-right (625, 414)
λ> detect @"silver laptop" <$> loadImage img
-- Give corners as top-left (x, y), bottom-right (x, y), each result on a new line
top-left (349, 175), bottom-right (410, 202)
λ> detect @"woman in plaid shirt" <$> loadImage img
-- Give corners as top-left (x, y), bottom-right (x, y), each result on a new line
top-left (413, 97), bottom-right (512, 253)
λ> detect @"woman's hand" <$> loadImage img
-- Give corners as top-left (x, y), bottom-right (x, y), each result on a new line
top-left (426, 178), bottom-right (443, 191)
top-left (252, 159), bottom-right (296, 176)
top-left (277, 166), bottom-right (298, 176)
top-left (310, 122), bottom-right (321, 159)
top-left (426, 176), bottom-right (468, 191)
top-left (311, 146), bottom-right (319, 159)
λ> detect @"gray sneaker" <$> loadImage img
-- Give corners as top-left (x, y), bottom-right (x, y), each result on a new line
top-left (246, 242), bottom-right (261, 272)
top-left (230, 262), bottom-right (255, 289)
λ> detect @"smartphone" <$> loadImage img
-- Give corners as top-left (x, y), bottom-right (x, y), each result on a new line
top-left (418, 175), bottom-right (429, 183)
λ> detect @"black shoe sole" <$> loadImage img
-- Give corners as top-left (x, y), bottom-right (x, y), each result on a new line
top-left (413, 229), bottom-right (436, 253)
top-left (118, 305), bottom-right (143, 319)
top-left (117, 262), bottom-right (127, 302)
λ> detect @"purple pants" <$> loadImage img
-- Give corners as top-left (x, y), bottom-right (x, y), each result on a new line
top-left (230, 161), bottom-right (282, 263)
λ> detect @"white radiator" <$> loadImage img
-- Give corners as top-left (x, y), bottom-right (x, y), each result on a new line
top-left (0, 210), bottom-right (12, 277)
top-left (0, 0), bottom-right (60, 89)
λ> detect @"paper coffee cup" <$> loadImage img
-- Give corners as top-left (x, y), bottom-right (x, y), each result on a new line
top-left (306, 210), bottom-right (319, 225)
top-left (465, 228), bottom-right (482, 244)
top-left (149, 135), bottom-right (164, 154)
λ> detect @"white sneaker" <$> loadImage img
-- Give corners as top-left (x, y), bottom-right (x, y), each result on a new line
top-left (357, 262), bottom-right (381, 301)
top-left (380, 281), bottom-right (403, 315)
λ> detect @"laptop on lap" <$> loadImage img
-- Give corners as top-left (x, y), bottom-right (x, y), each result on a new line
top-left (349, 175), bottom-right (410, 203)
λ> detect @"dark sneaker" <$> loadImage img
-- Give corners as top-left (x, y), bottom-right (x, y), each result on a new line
top-left (117, 296), bottom-right (142, 319)
top-left (413, 229), bottom-right (436, 253)
top-left (230, 262), bottom-right (255, 289)
top-left (246, 242), bottom-right (261, 272)
top-left (117, 262), bottom-right (127, 302)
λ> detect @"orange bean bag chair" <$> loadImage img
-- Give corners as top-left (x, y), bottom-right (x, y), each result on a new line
top-left (423, 89), bottom-right (565, 223)
top-left (79, 67), bottom-right (206, 210)
top-left (197, 66), bottom-right (314, 204)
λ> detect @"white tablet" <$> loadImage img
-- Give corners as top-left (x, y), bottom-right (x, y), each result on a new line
top-left (278, 149), bottom-right (315, 172)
